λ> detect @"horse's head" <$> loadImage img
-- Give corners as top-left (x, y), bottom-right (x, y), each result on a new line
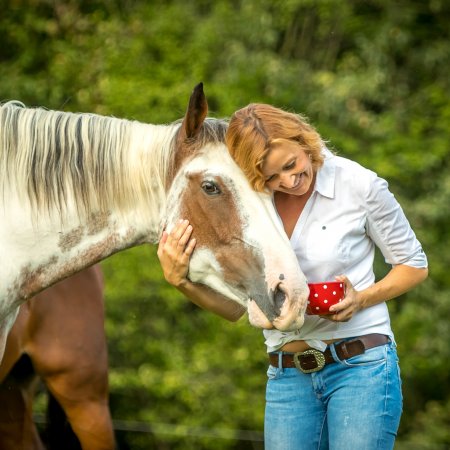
top-left (164, 83), bottom-right (309, 331)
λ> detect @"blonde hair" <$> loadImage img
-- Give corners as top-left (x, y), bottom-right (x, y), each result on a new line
top-left (226, 104), bottom-right (325, 192)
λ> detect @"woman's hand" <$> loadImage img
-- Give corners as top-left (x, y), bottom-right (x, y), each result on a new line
top-left (157, 219), bottom-right (246, 322)
top-left (157, 219), bottom-right (196, 287)
top-left (322, 275), bottom-right (362, 322)
top-left (323, 265), bottom-right (428, 322)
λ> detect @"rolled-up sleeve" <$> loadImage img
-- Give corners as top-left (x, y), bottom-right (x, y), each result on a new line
top-left (365, 175), bottom-right (428, 268)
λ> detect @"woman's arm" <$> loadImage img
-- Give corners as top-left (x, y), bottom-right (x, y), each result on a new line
top-left (327, 173), bottom-right (429, 322)
top-left (157, 220), bottom-right (246, 322)
top-left (328, 265), bottom-right (428, 322)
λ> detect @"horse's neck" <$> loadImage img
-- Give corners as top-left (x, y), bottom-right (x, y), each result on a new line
top-left (107, 120), bottom-right (177, 231)
top-left (1, 210), bottom-right (150, 309)
top-left (0, 199), bottom-right (145, 305)
top-left (1, 107), bottom-right (177, 240)
top-left (0, 117), bottom-right (177, 304)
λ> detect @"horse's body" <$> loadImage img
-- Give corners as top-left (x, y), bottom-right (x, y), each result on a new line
top-left (0, 84), bottom-right (309, 363)
top-left (0, 265), bottom-right (113, 450)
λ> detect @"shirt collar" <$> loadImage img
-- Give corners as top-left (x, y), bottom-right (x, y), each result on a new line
top-left (314, 147), bottom-right (336, 199)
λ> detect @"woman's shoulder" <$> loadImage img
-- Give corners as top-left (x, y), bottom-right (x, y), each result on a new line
top-left (324, 149), bottom-right (378, 190)
top-left (332, 152), bottom-right (373, 175)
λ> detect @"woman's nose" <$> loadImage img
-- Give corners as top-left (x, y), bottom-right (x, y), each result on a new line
top-left (280, 173), bottom-right (296, 188)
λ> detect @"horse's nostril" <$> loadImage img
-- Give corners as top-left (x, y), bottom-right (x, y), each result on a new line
top-left (273, 286), bottom-right (286, 316)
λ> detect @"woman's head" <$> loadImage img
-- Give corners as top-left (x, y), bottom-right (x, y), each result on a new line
top-left (226, 104), bottom-right (324, 193)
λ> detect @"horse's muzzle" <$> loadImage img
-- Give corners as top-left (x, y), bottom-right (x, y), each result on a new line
top-left (247, 281), bottom-right (308, 331)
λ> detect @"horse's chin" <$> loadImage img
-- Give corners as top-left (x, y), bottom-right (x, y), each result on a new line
top-left (272, 315), bottom-right (305, 332)
top-left (247, 299), bottom-right (305, 331)
top-left (247, 300), bottom-right (274, 329)
top-left (272, 300), bottom-right (305, 331)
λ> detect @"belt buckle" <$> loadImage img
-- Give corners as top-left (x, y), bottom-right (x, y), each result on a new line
top-left (293, 349), bottom-right (326, 374)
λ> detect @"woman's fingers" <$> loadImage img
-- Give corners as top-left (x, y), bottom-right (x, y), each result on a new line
top-left (157, 231), bottom-right (169, 258)
top-left (184, 236), bottom-right (196, 256)
top-left (325, 275), bottom-right (358, 322)
top-left (180, 237), bottom-right (196, 265)
top-left (157, 220), bottom-right (196, 286)
top-left (178, 224), bottom-right (193, 249)
top-left (167, 220), bottom-right (192, 247)
top-left (160, 220), bottom-right (194, 256)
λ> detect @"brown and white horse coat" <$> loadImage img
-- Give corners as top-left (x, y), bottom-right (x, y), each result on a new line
top-left (0, 84), bottom-right (309, 363)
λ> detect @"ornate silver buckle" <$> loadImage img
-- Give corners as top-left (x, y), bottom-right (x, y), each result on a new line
top-left (293, 349), bottom-right (326, 374)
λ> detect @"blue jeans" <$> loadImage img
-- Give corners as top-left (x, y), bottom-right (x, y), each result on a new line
top-left (265, 340), bottom-right (402, 450)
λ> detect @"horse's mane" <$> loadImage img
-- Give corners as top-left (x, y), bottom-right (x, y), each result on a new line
top-left (0, 101), bottom-right (227, 222)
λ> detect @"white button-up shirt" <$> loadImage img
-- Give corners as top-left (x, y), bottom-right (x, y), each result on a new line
top-left (264, 148), bottom-right (428, 352)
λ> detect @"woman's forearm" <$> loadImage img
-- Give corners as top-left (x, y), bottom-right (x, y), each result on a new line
top-left (176, 279), bottom-right (246, 322)
top-left (330, 264), bottom-right (428, 321)
top-left (358, 264), bottom-right (428, 309)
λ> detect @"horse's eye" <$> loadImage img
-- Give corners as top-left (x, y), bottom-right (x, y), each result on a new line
top-left (201, 181), bottom-right (221, 196)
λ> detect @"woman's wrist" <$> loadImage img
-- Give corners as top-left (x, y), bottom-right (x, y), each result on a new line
top-left (354, 289), bottom-right (367, 311)
top-left (175, 276), bottom-right (192, 290)
top-left (164, 272), bottom-right (190, 289)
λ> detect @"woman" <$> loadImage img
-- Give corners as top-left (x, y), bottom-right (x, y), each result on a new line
top-left (157, 104), bottom-right (428, 449)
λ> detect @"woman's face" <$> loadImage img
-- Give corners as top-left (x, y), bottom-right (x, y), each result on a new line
top-left (261, 140), bottom-right (314, 195)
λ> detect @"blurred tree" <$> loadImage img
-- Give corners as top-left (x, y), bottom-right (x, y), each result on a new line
top-left (0, 0), bottom-right (448, 448)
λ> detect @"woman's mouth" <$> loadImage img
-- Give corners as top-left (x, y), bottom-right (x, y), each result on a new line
top-left (291, 173), bottom-right (303, 190)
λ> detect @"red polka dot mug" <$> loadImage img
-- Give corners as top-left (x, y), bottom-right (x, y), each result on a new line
top-left (306, 281), bottom-right (345, 315)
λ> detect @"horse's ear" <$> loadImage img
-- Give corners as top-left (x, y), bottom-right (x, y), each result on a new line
top-left (168, 83), bottom-right (209, 184)
top-left (183, 82), bottom-right (208, 139)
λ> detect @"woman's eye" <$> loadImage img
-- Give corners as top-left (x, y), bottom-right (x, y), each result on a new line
top-left (201, 181), bottom-right (221, 195)
top-left (285, 161), bottom-right (296, 170)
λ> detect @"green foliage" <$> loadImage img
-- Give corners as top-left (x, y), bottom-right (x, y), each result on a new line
top-left (1, 0), bottom-right (448, 447)
top-left (102, 246), bottom-right (266, 449)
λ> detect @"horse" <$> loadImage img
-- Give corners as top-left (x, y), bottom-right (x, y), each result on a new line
top-left (0, 82), bottom-right (309, 363)
top-left (0, 265), bottom-right (114, 450)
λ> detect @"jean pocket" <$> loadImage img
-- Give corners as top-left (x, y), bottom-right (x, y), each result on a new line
top-left (341, 345), bottom-right (387, 367)
top-left (267, 364), bottom-right (280, 380)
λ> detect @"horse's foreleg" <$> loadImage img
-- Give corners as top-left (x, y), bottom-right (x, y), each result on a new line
top-left (0, 372), bottom-right (45, 450)
top-left (45, 374), bottom-right (115, 450)
top-left (49, 394), bottom-right (115, 450)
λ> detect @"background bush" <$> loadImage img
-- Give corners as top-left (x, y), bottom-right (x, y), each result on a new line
top-left (1, 0), bottom-right (448, 448)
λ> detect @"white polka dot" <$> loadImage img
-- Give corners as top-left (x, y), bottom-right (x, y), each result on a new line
top-left (324, 300), bottom-right (328, 304)
top-left (333, 291), bottom-right (336, 295)
top-left (323, 285), bottom-right (327, 289)
top-left (314, 293), bottom-right (319, 298)
top-left (340, 283), bottom-right (343, 288)
top-left (315, 307), bottom-right (320, 310)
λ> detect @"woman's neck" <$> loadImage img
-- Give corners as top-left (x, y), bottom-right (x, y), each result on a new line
top-left (274, 174), bottom-right (316, 238)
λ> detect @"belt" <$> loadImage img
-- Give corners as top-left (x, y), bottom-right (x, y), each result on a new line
top-left (269, 334), bottom-right (390, 374)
